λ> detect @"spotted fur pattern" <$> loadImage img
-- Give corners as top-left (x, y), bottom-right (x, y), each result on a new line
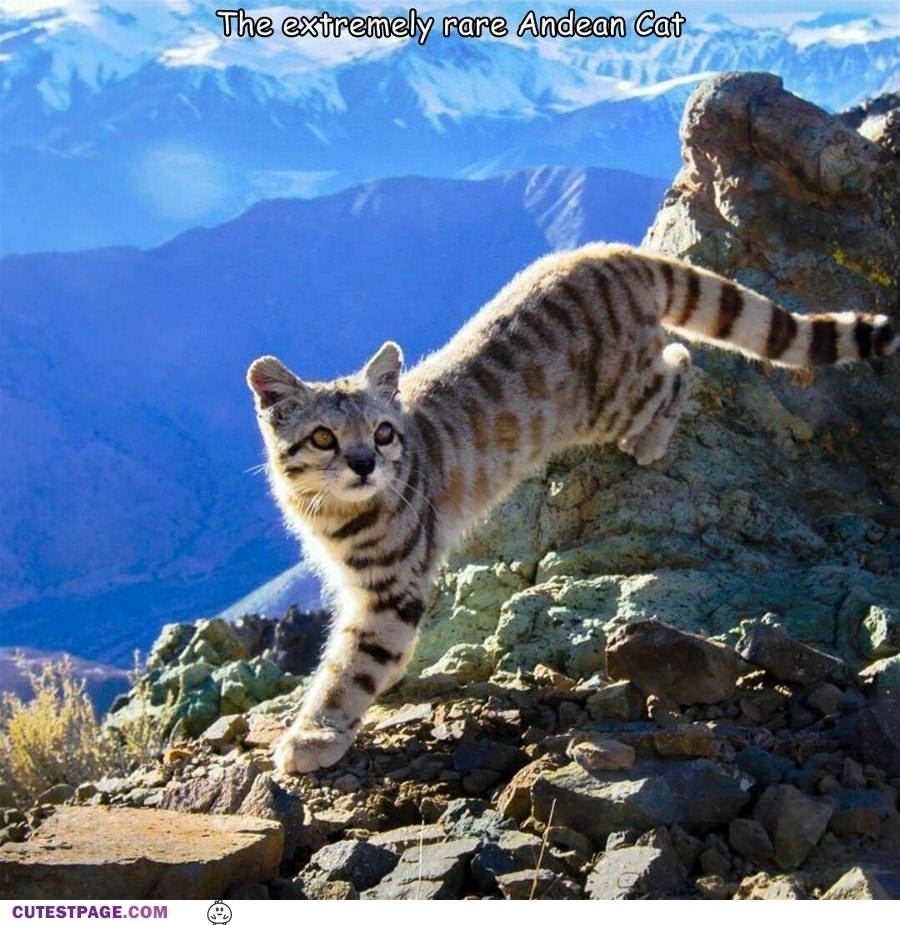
top-left (247, 243), bottom-right (898, 773)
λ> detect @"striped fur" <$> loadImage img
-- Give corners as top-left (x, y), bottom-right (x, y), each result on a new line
top-left (247, 243), bottom-right (897, 774)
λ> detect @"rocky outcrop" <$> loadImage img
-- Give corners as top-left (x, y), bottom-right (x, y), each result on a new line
top-left (403, 72), bottom-right (899, 691)
top-left (0, 807), bottom-right (282, 900)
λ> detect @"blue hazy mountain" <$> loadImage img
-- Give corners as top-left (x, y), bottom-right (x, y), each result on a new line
top-left (0, 166), bottom-right (667, 665)
top-left (1, 2), bottom-right (897, 254)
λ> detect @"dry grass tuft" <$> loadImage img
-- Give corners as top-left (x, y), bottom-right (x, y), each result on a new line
top-left (0, 653), bottom-right (162, 808)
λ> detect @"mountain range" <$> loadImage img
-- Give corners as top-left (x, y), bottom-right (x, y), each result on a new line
top-left (1, 1), bottom-right (897, 254)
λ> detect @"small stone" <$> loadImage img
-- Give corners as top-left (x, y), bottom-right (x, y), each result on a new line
top-left (74, 783), bottom-right (97, 802)
top-left (585, 681), bottom-right (645, 721)
top-left (368, 824), bottom-right (446, 855)
top-left (238, 773), bottom-right (311, 860)
top-left (332, 774), bottom-right (361, 793)
top-left (496, 755), bottom-right (561, 822)
top-left (698, 843), bottom-right (730, 876)
top-left (243, 714), bottom-right (286, 749)
top-left (695, 874), bottom-right (733, 899)
top-left (806, 683), bottom-right (845, 716)
top-left (735, 872), bottom-right (808, 900)
top-left (817, 775), bottom-right (841, 795)
top-left (826, 788), bottom-right (897, 837)
top-left (546, 826), bottom-right (593, 858)
top-left (374, 702), bottom-right (434, 731)
top-left (654, 723), bottom-right (718, 758)
top-left (556, 701), bottom-right (584, 727)
top-left (585, 845), bottom-right (684, 899)
top-left (735, 622), bottom-right (846, 686)
top-left (605, 830), bottom-right (638, 851)
top-left (202, 714), bottom-right (249, 749)
top-left (753, 784), bottom-right (832, 870)
top-left (302, 878), bottom-right (359, 900)
top-left (821, 865), bottom-right (900, 900)
top-left (836, 692), bottom-right (900, 775)
top-left (735, 745), bottom-right (793, 786)
top-left (841, 756), bottom-right (866, 789)
top-left (566, 735), bottom-right (635, 771)
top-left (728, 818), bottom-right (773, 863)
top-left (161, 760), bottom-right (259, 815)
top-left (646, 694), bottom-right (683, 727)
top-left (534, 664), bottom-right (576, 690)
top-left (36, 784), bottom-right (74, 806)
top-left (669, 825), bottom-right (702, 869)
top-left (496, 869), bottom-right (581, 900)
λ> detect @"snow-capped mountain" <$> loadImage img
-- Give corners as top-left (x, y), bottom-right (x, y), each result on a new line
top-left (0, 165), bottom-right (667, 665)
top-left (1, 1), bottom-right (896, 254)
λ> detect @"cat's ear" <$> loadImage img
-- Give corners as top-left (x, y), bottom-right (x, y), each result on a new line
top-left (246, 355), bottom-right (306, 408)
top-left (363, 341), bottom-right (403, 401)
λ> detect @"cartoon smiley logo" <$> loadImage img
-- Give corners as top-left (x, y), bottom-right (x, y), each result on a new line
top-left (207, 901), bottom-right (232, 924)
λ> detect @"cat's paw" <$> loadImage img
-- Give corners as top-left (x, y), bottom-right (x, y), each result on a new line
top-left (273, 721), bottom-right (353, 774)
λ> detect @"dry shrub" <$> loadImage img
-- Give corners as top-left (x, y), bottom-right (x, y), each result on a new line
top-left (0, 654), bottom-right (162, 808)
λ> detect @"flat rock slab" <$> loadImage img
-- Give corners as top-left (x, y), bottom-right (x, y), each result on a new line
top-left (0, 806), bottom-right (282, 900)
top-left (532, 758), bottom-right (750, 840)
top-left (362, 837), bottom-right (478, 899)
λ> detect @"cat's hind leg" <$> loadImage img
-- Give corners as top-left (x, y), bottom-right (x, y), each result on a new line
top-left (617, 342), bottom-right (692, 465)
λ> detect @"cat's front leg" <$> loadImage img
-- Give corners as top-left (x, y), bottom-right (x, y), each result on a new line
top-left (274, 585), bottom-right (425, 774)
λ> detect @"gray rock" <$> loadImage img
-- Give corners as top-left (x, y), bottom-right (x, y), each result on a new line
top-left (471, 829), bottom-right (564, 891)
top-left (362, 838), bottom-right (479, 900)
top-left (836, 692), bottom-right (900, 775)
top-left (605, 830), bottom-right (638, 851)
top-left (825, 788), bottom-right (898, 837)
top-left (728, 818), bottom-right (774, 863)
top-left (566, 734), bottom-right (636, 771)
top-left (735, 745), bottom-right (793, 786)
top-left (654, 723), bottom-right (719, 758)
top-left (735, 622), bottom-right (847, 686)
top-left (821, 865), bottom-right (900, 900)
top-left (806, 683), bottom-right (845, 716)
top-left (36, 784), bottom-right (74, 806)
top-left (585, 845), bottom-right (684, 899)
top-left (496, 869), bottom-right (582, 900)
top-left (160, 760), bottom-right (259, 815)
top-left (202, 714), bottom-right (249, 749)
top-left (238, 772), bottom-right (312, 860)
top-left (753, 784), bottom-right (833, 870)
top-left (585, 681), bottom-right (645, 721)
top-left (368, 824), bottom-right (447, 855)
top-left (304, 839), bottom-right (397, 891)
top-left (532, 758), bottom-right (749, 840)
top-left (606, 620), bottom-right (739, 705)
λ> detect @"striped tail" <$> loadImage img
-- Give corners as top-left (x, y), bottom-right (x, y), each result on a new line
top-left (657, 260), bottom-right (898, 368)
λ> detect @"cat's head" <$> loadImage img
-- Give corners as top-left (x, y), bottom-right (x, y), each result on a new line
top-left (247, 342), bottom-right (406, 508)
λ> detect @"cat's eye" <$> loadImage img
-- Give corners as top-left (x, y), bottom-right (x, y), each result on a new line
top-left (374, 422), bottom-right (395, 446)
top-left (310, 427), bottom-right (337, 451)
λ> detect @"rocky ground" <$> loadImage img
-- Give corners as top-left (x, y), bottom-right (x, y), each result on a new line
top-left (1, 72), bottom-right (898, 900)
top-left (1, 616), bottom-right (898, 899)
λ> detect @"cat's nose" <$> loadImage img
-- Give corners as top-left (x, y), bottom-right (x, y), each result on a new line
top-left (346, 449), bottom-right (376, 478)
